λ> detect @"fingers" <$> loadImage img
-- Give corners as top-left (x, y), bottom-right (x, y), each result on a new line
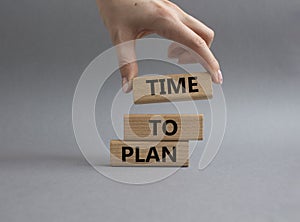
top-left (120, 61), bottom-right (138, 93)
top-left (182, 14), bottom-right (215, 48)
top-left (155, 19), bottom-right (222, 84)
top-left (168, 42), bottom-right (185, 58)
top-left (177, 51), bottom-right (199, 64)
top-left (112, 31), bottom-right (138, 93)
top-left (168, 42), bottom-right (198, 63)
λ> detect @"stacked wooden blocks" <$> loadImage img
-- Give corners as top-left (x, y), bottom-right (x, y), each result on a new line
top-left (110, 72), bottom-right (212, 167)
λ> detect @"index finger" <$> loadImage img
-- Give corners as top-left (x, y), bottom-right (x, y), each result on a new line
top-left (154, 19), bottom-right (222, 84)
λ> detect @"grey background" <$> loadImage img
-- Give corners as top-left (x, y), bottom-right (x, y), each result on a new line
top-left (1, 0), bottom-right (300, 221)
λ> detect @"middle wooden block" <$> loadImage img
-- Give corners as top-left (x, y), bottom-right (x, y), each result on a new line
top-left (124, 114), bottom-right (203, 141)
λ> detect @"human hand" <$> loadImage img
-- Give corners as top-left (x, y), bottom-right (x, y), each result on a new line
top-left (96, 0), bottom-right (223, 92)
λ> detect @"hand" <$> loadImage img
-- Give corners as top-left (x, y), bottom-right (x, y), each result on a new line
top-left (96, 0), bottom-right (223, 92)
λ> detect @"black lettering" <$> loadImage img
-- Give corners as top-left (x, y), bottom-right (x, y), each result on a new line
top-left (188, 77), bottom-right (199, 92)
top-left (135, 147), bottom-right (145, 162)
top-left (146, 147), bottom-right (160, 162)
top-left (122, 146), bottom-right (134, 161)
top-left (159, 79), bottom-right (166, 95)
top-left (162, 146), bottom-right (176, 162)
top-left (167, 78), bottom-right (186, 94)
top-left (162, 120), bottom-right (178, 136)
top-left (149, 119), bottom-right (161, 136)
top-left (146, 79), bottom-right (158, 95)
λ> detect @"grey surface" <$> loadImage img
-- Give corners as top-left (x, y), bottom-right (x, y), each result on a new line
top-left (1, 0), bottom-right (300, 221)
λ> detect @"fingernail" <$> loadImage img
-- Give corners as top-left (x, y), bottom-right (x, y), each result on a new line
top-left (122, 77), bottom-right (129, 93)
top-left (218, 69), bottom-right (223, 84)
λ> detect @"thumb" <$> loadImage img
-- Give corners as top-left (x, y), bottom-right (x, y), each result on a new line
top-left (113, 32), bottom-right (138, 93)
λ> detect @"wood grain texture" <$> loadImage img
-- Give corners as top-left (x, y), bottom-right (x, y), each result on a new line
top-left (110, 140), bottom-right (189, 167)
top-left (124, 114), bottom-right (203, 141)
top-left (133, 72), bottom-right (212, 104)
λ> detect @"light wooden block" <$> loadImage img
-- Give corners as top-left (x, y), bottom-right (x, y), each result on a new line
top-left (110, 140), bottom-right (189, 167)
top-left (133, 72), bottom-right (212, 104)
top-left (124, 114), bottom-right (203, 141)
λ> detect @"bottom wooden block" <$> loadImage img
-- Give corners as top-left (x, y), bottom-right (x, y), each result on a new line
top-left (110, 140), bottom-right (189, 167)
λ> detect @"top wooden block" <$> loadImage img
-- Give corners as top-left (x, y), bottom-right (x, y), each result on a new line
top-left (133, 72), bottom-right (212, 104)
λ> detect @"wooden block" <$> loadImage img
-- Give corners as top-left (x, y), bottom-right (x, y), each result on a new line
top-left (124, 114), bottom-right (203, 141)
top-left (110, 140), bottom-right (189, 167)
top-left (133, 72), bottom-right (212, 104)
